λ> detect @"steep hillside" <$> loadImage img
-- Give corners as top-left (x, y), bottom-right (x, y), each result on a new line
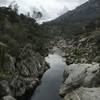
top-left (0, 7), bottom-right (50, 56)
top-left (0, 7), bottom-right (50, 100)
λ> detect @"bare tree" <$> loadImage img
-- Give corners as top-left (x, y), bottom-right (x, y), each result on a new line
top-left (8, 1), bottom-right (19, 13)
top-left (31, 8), bottom-right (42, 20)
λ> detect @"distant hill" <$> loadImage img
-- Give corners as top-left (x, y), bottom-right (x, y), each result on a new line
top-left (44, 0), bottom-right (100, 38)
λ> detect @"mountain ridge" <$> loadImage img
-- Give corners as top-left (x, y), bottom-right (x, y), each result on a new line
top-left (43, 0), bottom-right (100, 38)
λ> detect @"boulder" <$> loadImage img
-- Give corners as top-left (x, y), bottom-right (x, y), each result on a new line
top-left (64, 87), bottom-right (100, 100)
top-left (2, 95), bottom-right (16, 100)
top-left (59, 63), bottom-right (100, 96)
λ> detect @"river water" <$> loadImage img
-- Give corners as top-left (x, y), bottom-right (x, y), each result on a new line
top-left (31, 47), bottom-right (66, 100)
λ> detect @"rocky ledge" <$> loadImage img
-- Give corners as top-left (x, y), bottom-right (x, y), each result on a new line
top-left (0, 43), bottom-right (49, 100)
top-left (59, 63), bottom-right (100, 100)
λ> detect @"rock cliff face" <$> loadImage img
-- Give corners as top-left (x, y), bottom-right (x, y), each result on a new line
top-left (0, 6), bottom-right (50, 100)
top-left (0, 43), bottom-right (49, 100)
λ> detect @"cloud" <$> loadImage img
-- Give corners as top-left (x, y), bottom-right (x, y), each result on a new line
top-left (0, 0), bottom-right (8, 4)
top-left (0, 0), bottom-right (88, 22)
top-left (79, 0), bottom-right (88, 4)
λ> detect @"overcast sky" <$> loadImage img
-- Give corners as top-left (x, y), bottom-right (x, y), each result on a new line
top-left (0, 0), bottom-right (88, 22)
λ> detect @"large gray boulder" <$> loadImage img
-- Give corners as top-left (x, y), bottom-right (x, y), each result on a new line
top-left (64, 87), bottom-right (100, 100)
top-left (60, 63), bottom-right (100, 97)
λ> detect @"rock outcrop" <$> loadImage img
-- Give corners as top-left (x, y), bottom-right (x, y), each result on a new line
top-left (59, 63), bottom-right (100, 100)
top-left (2, 95), bottom-right (17, 100)
top-left (0, 43), bottom-right (49, 100)
top-left (62, 29), bottom-right (100, 65)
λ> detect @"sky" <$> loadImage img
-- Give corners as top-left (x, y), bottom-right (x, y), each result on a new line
top-left (0, 0), bottom-right (88, 22)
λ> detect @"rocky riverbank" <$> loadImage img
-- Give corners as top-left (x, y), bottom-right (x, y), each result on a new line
top-left (63, 29), bottom-right (100, 64)
top-left (0, 43), bottom-right (49, 100)
top-left (59, 63), bottom-right (100, 100)
top-left (59, 29), bottom-right (100, 100)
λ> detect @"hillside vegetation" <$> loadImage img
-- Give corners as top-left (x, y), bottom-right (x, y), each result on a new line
top-left (0, 7), bottom-right (49, 57)
top-left (0, 6), bottom-right (50, 100)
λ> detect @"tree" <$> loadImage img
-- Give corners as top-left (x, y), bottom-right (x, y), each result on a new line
top-left (32, 8), bottom-right (42, 20)
top-left (8, 1), bottom-right (19, 13)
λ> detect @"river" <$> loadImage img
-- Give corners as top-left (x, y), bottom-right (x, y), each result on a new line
top-left (31, 47), bottom-right (66, 100)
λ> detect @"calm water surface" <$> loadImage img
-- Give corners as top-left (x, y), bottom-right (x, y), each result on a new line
top-left (31, 47), bottom-right (66, 100)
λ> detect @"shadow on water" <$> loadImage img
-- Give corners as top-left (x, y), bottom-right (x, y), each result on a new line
top-left (31, 47), bottom-right (66, 100)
